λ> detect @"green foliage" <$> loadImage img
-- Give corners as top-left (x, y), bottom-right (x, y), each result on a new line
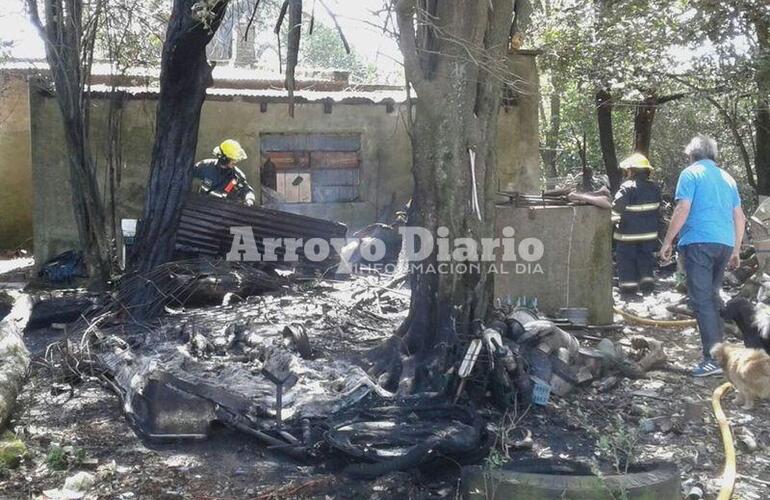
top-left (44, 444), bottom-right (89, 471)
top-left (46, 446), bottom-right (68, 471)
top-left (300, 23), bottom-right (377, 83)
top-left (95, 0), bottom-right (168, 69)
top-left (484, 448), bottom-right (509, 469)
top-left (0, 432), bottom-right (26, 469)
top-left (531, 0), bottom-right (768, 194)
top-left (575, 407), bottom-right (640, 475)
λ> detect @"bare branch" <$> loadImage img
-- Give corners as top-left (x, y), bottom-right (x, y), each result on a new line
top-left (317, 0), bottom-right (350, 54)
top-left (243, 0), bottom-right (262, 41)
top-left (26, 0), bottom-right (44, 33)
top-left (394, 0), bottom-right (428, 93)
top-left (274, 0), bottom-right (289, 35)
top-left (309, 0), bottom-right (316, 34)
top-left (285, 0), bottom-right (302, 117)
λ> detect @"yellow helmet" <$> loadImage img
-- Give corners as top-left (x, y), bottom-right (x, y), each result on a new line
top-left (620, 153), bottom-right (653, 170)
top-left (214, 139), bottom-right (248, 162)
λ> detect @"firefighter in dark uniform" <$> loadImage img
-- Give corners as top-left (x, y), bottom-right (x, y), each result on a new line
top-left (193, 139), bottom-right (256, 206)
top-left (612, 153), bottom-right (661, 295)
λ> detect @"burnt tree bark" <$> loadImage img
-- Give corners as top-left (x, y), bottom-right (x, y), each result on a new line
top-left (596, 88), bottom-right (621, 192)
top-left (27, 0), bottom-right (112, 284)
top-left (372, 0), bottom-right (513, 394)
top-left (130, 0), bottom-right (228, 277)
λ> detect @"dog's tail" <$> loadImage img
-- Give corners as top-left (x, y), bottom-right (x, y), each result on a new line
top-left (710, 343), bottom-right (727, 367)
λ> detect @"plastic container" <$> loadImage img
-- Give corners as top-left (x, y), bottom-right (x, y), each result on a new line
top-left (531, 376), bottom-right (551, 406)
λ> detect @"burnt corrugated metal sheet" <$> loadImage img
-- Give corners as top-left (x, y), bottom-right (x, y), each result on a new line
top-left (175, 194), bottom-right (347, 267)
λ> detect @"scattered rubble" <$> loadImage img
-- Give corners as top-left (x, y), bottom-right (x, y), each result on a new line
top-left (3, 234), bottom-right (770, 498)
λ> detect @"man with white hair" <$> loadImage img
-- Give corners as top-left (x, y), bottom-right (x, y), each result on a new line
top-left (661, 135), bottom-right (746, 377)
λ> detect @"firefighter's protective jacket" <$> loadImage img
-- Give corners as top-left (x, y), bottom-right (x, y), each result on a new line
top-left (193, 159), bottom-right (256, 204)
top-left (612, 178), bottom-right (661, 242)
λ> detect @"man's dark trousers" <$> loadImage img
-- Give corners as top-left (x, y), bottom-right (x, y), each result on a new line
top-left (681, 243), bottom-right (732, 360)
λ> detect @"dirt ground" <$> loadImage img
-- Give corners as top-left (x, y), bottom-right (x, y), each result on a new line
top-left (1, 259), bottom-right (770, 499)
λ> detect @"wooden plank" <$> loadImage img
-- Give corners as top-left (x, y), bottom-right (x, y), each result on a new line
top-left (277, 172), bottom-right (311, 202)
top-left (266, 151), bottom-right (310, 170)
top-left (312, 185), bottom-right (359, 202)
top-left (313, 168), bottom-right (359, 186)
top-left (304, 134), bottom-right (360, 152)
top-left (310, 151), bottom-right (360, 169)
top-left (298, 173), bottom-right (312, 202)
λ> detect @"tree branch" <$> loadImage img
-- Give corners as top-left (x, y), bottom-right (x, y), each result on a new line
top-left (394, 0), bottom-right (428, 94)
top-left (317, 0), bottom-right (350, 54)
top-left (243, 0), bottom-right (262, 41)
top-left (285, 0), bottom-right (302, 117)
top-left (274, 0), bottom-right (289, 34)
top-left (670, 74), bottom-right (757, 189)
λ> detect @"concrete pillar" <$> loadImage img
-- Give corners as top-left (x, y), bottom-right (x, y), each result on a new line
top-left (496, 50), bottom-right (541, 195)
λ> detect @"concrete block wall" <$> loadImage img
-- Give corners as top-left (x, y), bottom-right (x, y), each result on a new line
top-left (494, 204), bottom-right (613, 324)
top-left (0, 74), bottom-right (33, 249)
top-left (24, 52), bottom-right (541, 264)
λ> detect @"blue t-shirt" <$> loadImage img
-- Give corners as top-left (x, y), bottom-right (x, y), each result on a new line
top-left (675, 160), bottom-right (741, 247)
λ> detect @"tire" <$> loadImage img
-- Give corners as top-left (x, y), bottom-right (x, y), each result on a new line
top-left (462, 460), bottom-right (681, 500)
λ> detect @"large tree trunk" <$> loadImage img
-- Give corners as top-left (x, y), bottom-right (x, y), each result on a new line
top-left (596, 88), bottom-right (621, 192)
top-left (130, 1), bottom-right (228, 284)
top-left (754, 16), bottom-right (770, 196)
top-left (372, 0), bottom-right (512, 394)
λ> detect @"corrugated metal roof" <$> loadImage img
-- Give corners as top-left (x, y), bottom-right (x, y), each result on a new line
top-left (4, 58), bottom-right (407, 103)
top-left (83, 83), bottom-right (408, 104)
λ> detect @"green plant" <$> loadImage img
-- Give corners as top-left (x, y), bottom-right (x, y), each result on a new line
top-left (0, 432), bottom-right (27, 469)
top-left (72, 448), bottom-right (87, 466)
top-left (486, 406), bottom-right (531, 469)
top-left (575, 407), bottom-right (640, 474)
top-left (46, 446), bottom-right (68, 471)
top-left (484, 448), bottom-right (508, 469)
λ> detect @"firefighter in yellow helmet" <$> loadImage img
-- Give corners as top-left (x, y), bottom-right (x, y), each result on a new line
top-left (193, 139), bottom-right (256, 206)
top-left (612, 153), bottom-right (662, 295)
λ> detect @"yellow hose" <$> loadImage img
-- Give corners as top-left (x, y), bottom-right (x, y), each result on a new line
top-left (713, 382), bottom-right (736, 500)
top-left (613, 306), bottom-right (697, 328)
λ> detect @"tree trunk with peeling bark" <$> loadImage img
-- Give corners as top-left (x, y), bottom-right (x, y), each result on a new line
top-left (371, 0), bottom-right (513, 394)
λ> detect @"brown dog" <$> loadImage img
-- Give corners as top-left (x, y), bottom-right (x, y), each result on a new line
top-left (711, 343), bottom-right (770, 410)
